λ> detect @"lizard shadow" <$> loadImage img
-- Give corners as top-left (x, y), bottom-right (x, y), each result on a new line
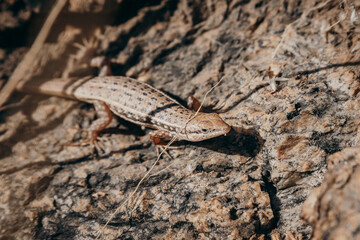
top-left (101, 117), bottom-right (146, 137)
top-left (196, 126), bottom-right (263, 157)
top-left (174, 126), bottom-right (264, 158)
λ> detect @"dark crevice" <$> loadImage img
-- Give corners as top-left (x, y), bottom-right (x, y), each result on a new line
top-left (229, 207), bottom-right (238, 220)
top-left (109, 0), bottom-right (179, 75)
top-left (106, 0), bottom-right (178, 56)
top-left (285, 61), bottom-right (360, 77)
top-left (113, 0), bottom-right (163, 25)
top-left (191, 2), bottom-right (206, 26)
top-left (286, 102), bottom-right (302, 120)
top-left (248, 15), bottom-right (265, 33)
top-left (192, 50), bottom-right (214, 78)
top-left (258, 170), bottom-right (280, 236)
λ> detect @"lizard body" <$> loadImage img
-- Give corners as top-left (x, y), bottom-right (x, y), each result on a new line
top-left (16, 76), bottom-right (230, 142)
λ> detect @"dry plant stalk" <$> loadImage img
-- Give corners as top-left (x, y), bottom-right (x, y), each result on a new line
top-left (0, 0), bottom-right (67, 107)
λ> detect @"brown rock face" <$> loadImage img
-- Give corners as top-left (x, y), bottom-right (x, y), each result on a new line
top-left (1, 0), bottom-right (360, 239)
top-left (302, 147), bottom-right (360, 240)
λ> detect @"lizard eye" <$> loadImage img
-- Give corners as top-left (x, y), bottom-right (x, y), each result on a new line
top-left (201, 128), bottom-right (208, 133)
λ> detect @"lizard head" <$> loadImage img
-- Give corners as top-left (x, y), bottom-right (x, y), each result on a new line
top-left (179, 113), bottom-right (231, 142)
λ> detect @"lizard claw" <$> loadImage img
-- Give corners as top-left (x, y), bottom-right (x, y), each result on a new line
top-left (65, 128), bottom-right (111, 159)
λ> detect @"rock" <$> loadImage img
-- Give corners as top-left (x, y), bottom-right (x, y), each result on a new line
top-left (1, 0), bottom-right (360, 239)
top-left (302, 147), bottom-right (360, 240)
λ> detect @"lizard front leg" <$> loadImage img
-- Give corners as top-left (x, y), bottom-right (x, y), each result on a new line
top-left (149, 130), bottom-right (175, 159)
top-left (73, 100), bottom-right (113, 157)
top-left (88, 101), bottom-right (113, 142)
top-left (149, 130), bottom-right (172, 145)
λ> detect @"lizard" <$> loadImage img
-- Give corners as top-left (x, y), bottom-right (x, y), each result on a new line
top-left (16, 75), bottom-right (231, 238)
top-left (16, 76), bottom-right (231, 149)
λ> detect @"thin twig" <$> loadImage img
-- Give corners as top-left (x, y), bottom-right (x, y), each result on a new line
top-left (95, 136), bottom-right (177, 240)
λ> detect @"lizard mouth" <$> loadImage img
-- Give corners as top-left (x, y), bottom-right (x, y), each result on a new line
top-left (224, 125), bottom-right (231, 136)
top-left (219, 125), bottom-right (231, 137)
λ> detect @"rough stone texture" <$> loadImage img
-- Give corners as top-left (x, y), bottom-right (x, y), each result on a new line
top-left (301, 147), bottom-right (360, 240)
top-left (1, 0), bottom-right (360, 239)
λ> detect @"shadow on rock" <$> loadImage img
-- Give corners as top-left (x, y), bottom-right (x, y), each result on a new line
top-left (193, 126), bottom-right (264, 157)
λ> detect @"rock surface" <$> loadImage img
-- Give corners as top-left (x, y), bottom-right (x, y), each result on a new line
top-left (0, 0), bottom-right (360, 239)
top-left (302, 147), bottom-right (360, 240)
